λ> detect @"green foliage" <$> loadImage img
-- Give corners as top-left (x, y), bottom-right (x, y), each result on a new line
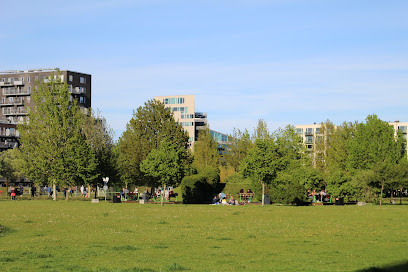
top-left (224, 128), bottom-right (252, 172)
top-left (18, 73), bottom-right (98, 188)
top-left (224, 172), bottom-right (250, 183)
top-left (193, 126), bottom-right (219, 168)
top-left (140, 140), bottom-right (187, 187)
top-left (82, 109), bottom-right (117, 185)
top-left (118, 99), bottom-right (189, 186)
top-left (0, 148), bottom-right (25, 186)
top-left (181, 166), bottom-right (220, 203)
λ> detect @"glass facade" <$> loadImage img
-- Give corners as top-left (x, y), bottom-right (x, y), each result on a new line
top-left (163, 97), bottom-right (184, 105)
top-left (210, 130), bottom-right (228, 142)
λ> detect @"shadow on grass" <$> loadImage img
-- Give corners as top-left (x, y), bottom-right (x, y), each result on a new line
top-left (357, 261), bottom-right (408, 272)
top-left (0, 224), bottom-right (15, 237)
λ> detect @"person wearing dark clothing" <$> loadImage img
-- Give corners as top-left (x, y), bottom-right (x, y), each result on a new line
top-left (31, 184), bottom-right (36, 197)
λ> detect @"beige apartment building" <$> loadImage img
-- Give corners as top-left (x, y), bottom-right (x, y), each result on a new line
top-left (154, 95), bottom-right (228, 149)
top-left (154, 95), bottom-right (207, 144)
top-left (295, 121), bottom-right (408, 156)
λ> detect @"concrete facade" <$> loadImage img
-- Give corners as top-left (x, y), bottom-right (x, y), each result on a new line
top-left (154, 95), bottom-right (207, 144)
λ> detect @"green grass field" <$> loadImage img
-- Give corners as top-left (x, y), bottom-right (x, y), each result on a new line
top-left (1, 200), bottom-right (408, 272)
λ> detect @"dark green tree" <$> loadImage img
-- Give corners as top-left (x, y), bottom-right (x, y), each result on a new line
top-left (118, 99), bottom-right (189, 188)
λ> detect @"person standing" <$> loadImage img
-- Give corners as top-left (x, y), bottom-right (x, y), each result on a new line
top-left (31, 184), bottom-right (36, 197)
top-left (80, 185), bottom-right (84, 197)
top-left (10, 186), bottom-right (16, 200)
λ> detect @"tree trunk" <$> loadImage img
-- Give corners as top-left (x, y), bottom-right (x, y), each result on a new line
top-left (65, 189), bottom-right (69, 201)
top-left (400, 187), bottom-right (403, 205)
top-left (88, 185), bottom-right (91, 198)
top-left (53, 183), bottom-right (57, 201)
top-left (380, 181), bottom-right (384, 206)
top-left (161, 183), bottom-right (165, 206)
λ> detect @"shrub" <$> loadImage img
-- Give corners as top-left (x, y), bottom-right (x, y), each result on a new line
top-left (181, 166), bottom-right (220, 204)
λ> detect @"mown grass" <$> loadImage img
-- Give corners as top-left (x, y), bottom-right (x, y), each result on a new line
top-left (0, 200), bottom-right (408, 271)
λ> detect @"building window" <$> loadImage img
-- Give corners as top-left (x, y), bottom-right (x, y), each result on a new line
top-left (80, 77), bottom-right (86, 84)
top-left (28, 86), bottom-right (31, 92)
top-left (35, 76), bottom-right (38, 81)
top-left (69, 75), bottom-right (73, 81)
top-left (41, 76), bottom-right (45, 81)
top-left (27, 76), bottom-right (31, 83)
top-left (27, 97), bottom-right (31, 103)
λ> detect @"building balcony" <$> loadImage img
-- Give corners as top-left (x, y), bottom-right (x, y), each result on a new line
top-left (4, 110), bottom-right (27, 116)
top-left (305, 131), bottom-right (314, 136)
top-left (3, 88), bottom-right (31, 96)
top-left (0, 80), bottom-right (24, 87)
top-left (69, 86), bottom-right (81, 94)
top-left (0, 100), bottom-right (24, 107)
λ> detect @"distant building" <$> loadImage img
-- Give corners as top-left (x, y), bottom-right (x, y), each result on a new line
top-left (154, 95), bottom-right (228, 148)
top-left (0, 68), bottom-right (92, 151)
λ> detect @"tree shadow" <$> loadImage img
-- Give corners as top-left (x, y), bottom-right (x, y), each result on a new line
top-left (357, 261), bottom-right (408, 272)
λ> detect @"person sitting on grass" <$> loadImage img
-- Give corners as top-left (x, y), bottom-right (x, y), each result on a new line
top-left (212, 195), bottom-right (219, 205)
top-left (229, 196), bottom-right (236, 205)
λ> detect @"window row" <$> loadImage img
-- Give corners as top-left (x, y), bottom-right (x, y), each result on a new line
top-left (181, 114), bottom-right (194, 119)
top-left (180, 122), bottom-right (193, 126)
top-left (163, 97), bottom-right (184, 105)
top-left (171, 107), bottom-right (188, 113)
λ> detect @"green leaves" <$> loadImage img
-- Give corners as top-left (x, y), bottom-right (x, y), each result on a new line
top-left (18, 73), bottom-right (97, 189)
top-left (118, 99), bottom-right (189, 187)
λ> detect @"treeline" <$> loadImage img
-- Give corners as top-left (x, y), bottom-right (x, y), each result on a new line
top-left (1, 77), bottom-right (407, 204)
top-left (224, 117), bottom-right (408, 205)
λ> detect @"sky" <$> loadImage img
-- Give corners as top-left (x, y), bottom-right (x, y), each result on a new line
top-left (1, 0), bottom-right (407, 140)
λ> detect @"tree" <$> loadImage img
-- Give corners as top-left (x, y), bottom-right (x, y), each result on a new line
top-left (240, 138), bottom-right (278, 205)
top-left (82, 109), bottom-right (117, 195)
top-left (18, 74), bottom-right (98, 200)
top-left (0, 148), bottom-right (25, 189)
top-left (224, 128), bottom-right (252, 172)
top-left (118, 99), bottom-right (189, 188)
top-left (140, 140), bottom-right (187, 188)
top-left (193, 126), bottom-right (219, 169)
top-left (346, 115), bottom-right (405, 204)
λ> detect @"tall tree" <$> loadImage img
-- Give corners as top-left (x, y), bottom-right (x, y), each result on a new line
top-left (82, 109), bottom-right (117, 191)
top-left (118, 99), bottom-right (189, 188)
top-left (18, 74), bottom-right (97, 200)
top-left (224, 128), bottom-right (252, 172)
top-left (193, 127), bottom-right (219, 169)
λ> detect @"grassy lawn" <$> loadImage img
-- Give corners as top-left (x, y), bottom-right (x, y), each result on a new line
top-left (1, 200), bottom-right (408, 272)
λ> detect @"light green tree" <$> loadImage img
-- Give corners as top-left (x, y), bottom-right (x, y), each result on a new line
top-left (140, 140), bottom-right (187, 204)
top-left (18, 74), bottom-right (98, 200)
top-left (193, 127), bottom-right (219, 169)
top-left (224, 128), bottom-right (253, 172)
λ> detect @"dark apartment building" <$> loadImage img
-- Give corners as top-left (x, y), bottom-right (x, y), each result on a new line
top-left (0, 68), bottom-right (92, 151)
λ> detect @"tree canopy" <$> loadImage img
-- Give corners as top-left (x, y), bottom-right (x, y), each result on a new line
top-left (118, 99), bottom-right (189, 187)
top-left (18, 74), bottom-right (98, 196)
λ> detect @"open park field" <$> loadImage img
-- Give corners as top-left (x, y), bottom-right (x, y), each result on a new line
top-left (1, 200), bottom-right (408, 272)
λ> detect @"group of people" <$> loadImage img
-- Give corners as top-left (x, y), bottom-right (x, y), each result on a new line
top-left (212, 193), bottom-right (237, 205)
top-left (307, 189), bottom-right (330, 202)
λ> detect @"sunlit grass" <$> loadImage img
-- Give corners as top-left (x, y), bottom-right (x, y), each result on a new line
top-left (0, 200), bottom-right (408, 271)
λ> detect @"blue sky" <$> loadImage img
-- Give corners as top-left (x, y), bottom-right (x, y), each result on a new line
top-left (1, 0), bottom-right (407, 140)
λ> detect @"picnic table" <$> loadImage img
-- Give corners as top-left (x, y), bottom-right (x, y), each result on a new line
top-left (238, 193), bottom-right (254, 203)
